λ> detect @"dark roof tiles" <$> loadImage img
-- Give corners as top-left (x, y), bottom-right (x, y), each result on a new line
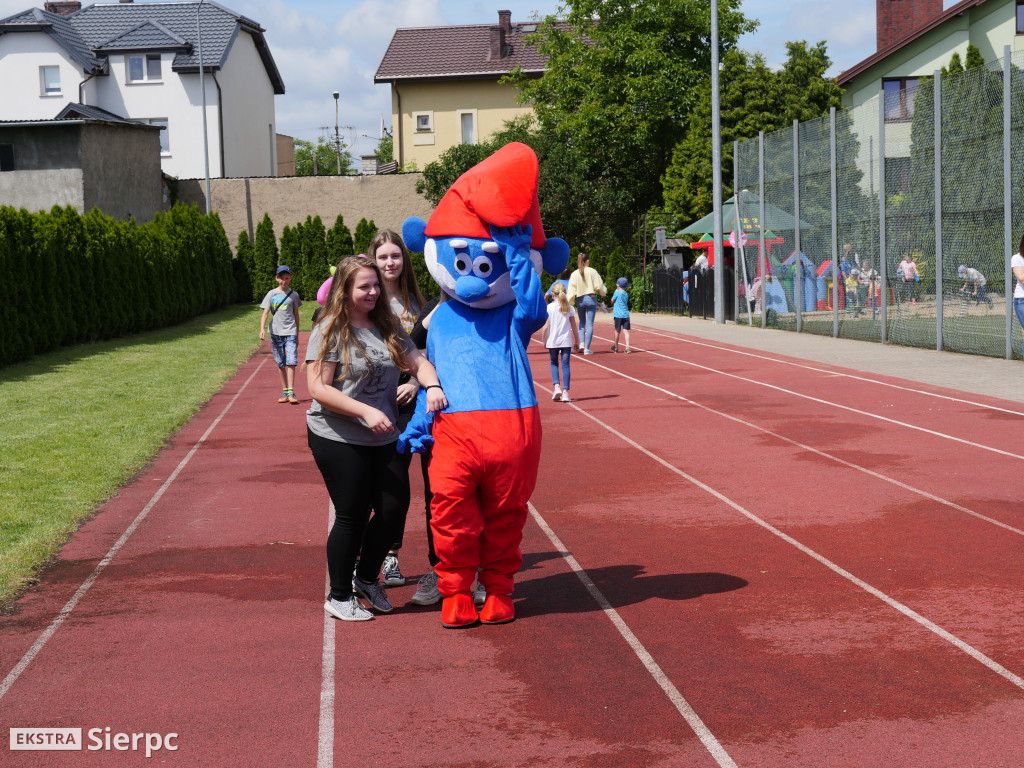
top-left (0, 1), bottom-right (283, 92)
top-left (375, 20), bottom-right (561, 82)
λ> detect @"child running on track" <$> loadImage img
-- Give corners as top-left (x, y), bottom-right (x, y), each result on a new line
top-left (610, 277), bottom-right (632, 353)
top-left (541, 282), bottom-right (579, 403)
top-left (306, 257), bottom-right (446, 622)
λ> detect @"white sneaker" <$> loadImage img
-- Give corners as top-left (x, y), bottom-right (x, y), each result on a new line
top-left (381, 553), bottom-right (405, 586)
top-left (410, 569), bottom-right (441, 605)
top-left (324, 596), bottom-right (373, 622)
top-left (551, 385), bottom-right (562, 401)
top-left (583, 348), bottom-right (594, 355)
top-left (560, 391), bottom-right (571, 403)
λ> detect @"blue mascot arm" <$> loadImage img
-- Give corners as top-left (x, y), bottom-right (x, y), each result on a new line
top-left (490, 224), bottom-right (546, 342)
top-left (396, 389), bottom-right (435, 454)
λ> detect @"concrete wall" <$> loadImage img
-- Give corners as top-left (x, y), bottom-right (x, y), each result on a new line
top-left (176, 172), bottom-right (434, 247)
top-left (80, 123), bottom-right (163, 222)
top-left (0, 122), bottom-right (162, 221)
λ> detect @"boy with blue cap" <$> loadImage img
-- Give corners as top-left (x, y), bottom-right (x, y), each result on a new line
top-left (260, 265), bottom-right (303, 403)
top-left (610, 277), bottom-right (632, 353)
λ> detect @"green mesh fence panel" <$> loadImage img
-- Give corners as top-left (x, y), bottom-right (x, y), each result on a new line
top-left (797, 116), bottom-right (833, 337)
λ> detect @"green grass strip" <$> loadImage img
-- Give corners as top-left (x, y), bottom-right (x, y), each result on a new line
top-left (0, 305), bottom-right (261, 607)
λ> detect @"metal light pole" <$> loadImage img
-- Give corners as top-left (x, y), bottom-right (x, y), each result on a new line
top-left (711, 0), bottom-right (725, 323)
top-left (196, 0), bottom-right (211, 213)
top-left (333, 91), bottom-right (341, 175)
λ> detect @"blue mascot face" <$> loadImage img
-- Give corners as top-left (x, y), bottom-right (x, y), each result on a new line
top-left (424, 235), bottom-right (543, 310)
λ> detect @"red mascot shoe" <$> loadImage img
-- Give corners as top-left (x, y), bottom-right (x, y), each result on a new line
top-left (479, 594), bottom-right (515, 625)
top-left (441, 593), bottom-right (479, 629)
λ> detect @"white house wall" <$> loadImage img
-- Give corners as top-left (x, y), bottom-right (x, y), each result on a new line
top-left (217, 30), bottom-right (276, 177)
top-left (0, 31), bottom-right (84, 119)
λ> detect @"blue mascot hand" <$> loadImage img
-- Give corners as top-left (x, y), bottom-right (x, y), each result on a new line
top-left (489, 224), bottom-right (533, 265)
top-left (396, 389), bottom-right (436, 454)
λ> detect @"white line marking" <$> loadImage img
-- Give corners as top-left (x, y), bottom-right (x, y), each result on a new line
top-left (528, 502), bottom-right (738, 768)
top-left (0, 359), bottom-right (267, 703)
top-left (317, 503), bottom-right (336, 768)
top-left (542, 383), bottom-right (1024, 694)
top-left (637, 327), bottom-right (1024, 417)
top-left (584, 336), bottom-right (1024, 462)
top-left (561, 360), bottom-right (1024, 538)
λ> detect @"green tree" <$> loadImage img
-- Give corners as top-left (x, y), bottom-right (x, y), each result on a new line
top-left (353, 218), bottom-right (377, 255)
top-left (662, 42), bottom-right (843, 223)
top-left (376, 132), bottom-right (393, 165)
top-left (295, 135), bottom-right (353, 176)
top-left (326, 214), bottom-right (354, 263)
top-left (253, 213), bottom-right (278, 298)
top-left (513, 0), bottom-right (755, 217)
top-left (236, 230), bottom-right (256, 302)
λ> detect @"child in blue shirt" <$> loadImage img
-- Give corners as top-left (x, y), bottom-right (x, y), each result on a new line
top-left (610, 277), bottom-right (632, 353)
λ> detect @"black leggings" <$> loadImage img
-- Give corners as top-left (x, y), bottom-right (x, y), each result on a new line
top-left (308, 429), bottom-right (411, 600)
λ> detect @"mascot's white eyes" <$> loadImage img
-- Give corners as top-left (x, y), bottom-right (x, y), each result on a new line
top-left (473, 255), bottom-right (493, 276)
top-left (453, 255), bottom-right (473, 276)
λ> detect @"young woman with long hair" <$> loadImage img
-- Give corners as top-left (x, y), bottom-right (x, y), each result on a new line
top-left (306, 257), bottom-right (446, 621)
top-left (565, 252), bottom-right (606, 355)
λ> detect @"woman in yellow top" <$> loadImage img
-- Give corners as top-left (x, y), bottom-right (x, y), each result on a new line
top-left (565, 252), bottom-right (606, 355)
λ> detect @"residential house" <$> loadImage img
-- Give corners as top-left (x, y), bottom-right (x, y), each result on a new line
top-left (839, 0), bottom-right (1023, 115)
top-left (0, 0), bottom-right (285, 180)
top-left (374, 10), bottom-right (555, 169)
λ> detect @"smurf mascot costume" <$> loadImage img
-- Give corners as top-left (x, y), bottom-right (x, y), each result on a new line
top-left (399, 142), bottom-right (569, 628)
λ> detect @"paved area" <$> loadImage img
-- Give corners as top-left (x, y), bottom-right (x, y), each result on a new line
top-left (608, 312), bottom-right (1024, 405)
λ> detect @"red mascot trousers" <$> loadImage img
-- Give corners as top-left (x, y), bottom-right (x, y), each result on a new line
top-left (428, 406), bottom-right (542, 597)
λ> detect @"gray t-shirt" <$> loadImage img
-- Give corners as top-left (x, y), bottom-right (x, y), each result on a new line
top-left (304, 323), bottom-right (414, 446)
top-left (261, 288), bottom-right (302, 336)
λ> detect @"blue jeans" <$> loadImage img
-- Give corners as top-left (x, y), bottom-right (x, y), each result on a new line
top-left (549, 347), bottom-right (571, 390)
top-left (1014, 297), bottom-right (1024, 357)
top-left (576, 294), bottom-right (597, 350)
top-left (270, 333), bottom-right (298, 368)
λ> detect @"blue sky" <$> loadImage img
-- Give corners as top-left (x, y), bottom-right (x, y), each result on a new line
top-left (1, 0), bottom-right (959, 158)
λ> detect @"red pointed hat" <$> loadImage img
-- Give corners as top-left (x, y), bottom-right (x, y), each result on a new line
top-left (425, 141), bottom-right (547, 248)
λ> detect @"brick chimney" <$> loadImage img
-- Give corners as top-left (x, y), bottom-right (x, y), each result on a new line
top-left (877, 0), bottom-right (942, 51)
top-left (489, 11), bottom-right (512, 61)
top-left (43, 1), bottom-right (81, 15)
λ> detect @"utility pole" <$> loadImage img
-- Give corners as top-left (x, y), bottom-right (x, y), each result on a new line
top-left (333, 91), bottom-right (341, 175)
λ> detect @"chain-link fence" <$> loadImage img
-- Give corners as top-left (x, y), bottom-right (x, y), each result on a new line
top-left (731, 47), bottom-right (1024, 360)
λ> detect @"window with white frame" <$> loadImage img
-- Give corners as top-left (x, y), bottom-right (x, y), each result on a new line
top-left (457, 109), bottom-right (477, 145)
top-left (413, 111), bottom-right (433, 132)
top-left (40, 66), bottom-right (61, 96)
top-left (127, 54), bottom-right (162, 83)
top-left (141, 118), bottom-right (170, 154)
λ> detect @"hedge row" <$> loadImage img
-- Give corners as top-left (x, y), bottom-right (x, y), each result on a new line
top-left (0, 204), bottom-right (239, 368)
top-left (236, 214), bottom-right (389, 306)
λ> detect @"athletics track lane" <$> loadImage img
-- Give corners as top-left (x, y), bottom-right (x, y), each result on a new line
top-left (529, 324), bottom-right (1024, 765)
top-left (1, 325), bottom-right (1022, 766)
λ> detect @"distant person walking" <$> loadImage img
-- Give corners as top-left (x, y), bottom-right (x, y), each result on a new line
top-left (610, 277), bottom-right (632, 353)
top-left (541, 282), bottom-right (579, 403)
top-left (897, 254), bottom-right (920, 305)
top-left (259, 265), bottom-right (302, 404)
top-left (566, 252), bottom-right (606, 355)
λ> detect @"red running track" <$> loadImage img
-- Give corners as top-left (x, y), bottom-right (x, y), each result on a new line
top-left (1, 323), bottom-right (1022, 767)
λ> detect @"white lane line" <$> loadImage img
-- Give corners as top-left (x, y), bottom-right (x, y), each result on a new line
top-left (317, 504), bottom-right (336, 768)
top-left (0, 358), bottom-right (267, 703)
top-left (583, 336), bottom-right (1024, 462)
top-left (559, 361), bottom-right (1024, 538)
top-left (635, 327), bottom-right (1024, 417)
top-left (539, 382), bottom-right (1024, 694)
top-left (528, 502), bottom-right (738, 768)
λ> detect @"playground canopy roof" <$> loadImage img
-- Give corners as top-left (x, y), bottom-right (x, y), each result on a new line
top-left (676, 190), bottom-right (812, 236)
